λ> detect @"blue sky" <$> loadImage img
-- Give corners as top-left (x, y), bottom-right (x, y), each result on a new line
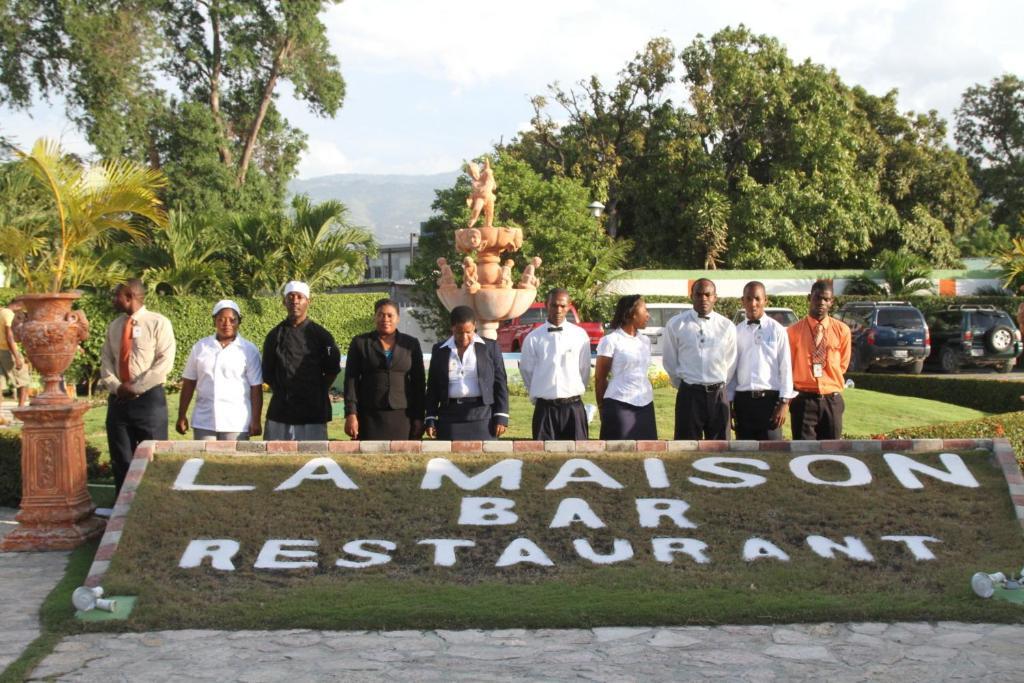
top-left (3, 0), bottom-right (1023, 178)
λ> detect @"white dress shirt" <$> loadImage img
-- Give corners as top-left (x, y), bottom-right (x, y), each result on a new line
top-left (181, 334), bottom-right (263, 432)
top-left (662, 309), bottom-right (737, 387)
top-left (519, 320), bottom-right (591, 402)
top-left (727, 315), bottom-right (798, 401)
top-left (441, 335), bottom-right (485, 398)
top-left (596, 328), bottom-right (653, 406)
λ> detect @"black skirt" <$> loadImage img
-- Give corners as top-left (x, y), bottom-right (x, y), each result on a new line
top-left (599, 398), bottom-right (657, 440)
top-left (359, 409), bottom-right (414, 440)
top-left (436, 400), bottom-right (495, 440)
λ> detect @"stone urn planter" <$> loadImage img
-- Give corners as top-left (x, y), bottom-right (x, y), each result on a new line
top-left (2, 291), bottom-right (103, 551)
top-left (12, 292), bottom-right (89, 405)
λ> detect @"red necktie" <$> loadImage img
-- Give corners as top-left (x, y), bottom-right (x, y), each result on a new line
top-left (812, 322), bottom-right (826, 364)
top-left (119, 317), bottom-right (133, 383)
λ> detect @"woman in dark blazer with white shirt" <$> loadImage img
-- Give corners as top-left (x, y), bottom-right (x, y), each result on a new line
top-left (425, 305), bottom-right (509, 440)
top-left (343, 299), bottom-right (425, 440)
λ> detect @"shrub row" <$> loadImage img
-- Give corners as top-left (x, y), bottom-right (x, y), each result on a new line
top-left (877, 411), bottom-right (1024, 468)
top-left (0, 430), bottom-right (106, 507)
top-left (847, 372), bottom-right (1024, 415)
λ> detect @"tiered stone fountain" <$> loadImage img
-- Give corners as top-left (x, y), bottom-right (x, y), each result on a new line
top-left (436, 159), bottom-right (541, 339)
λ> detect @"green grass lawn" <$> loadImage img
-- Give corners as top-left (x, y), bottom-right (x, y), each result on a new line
top-left (78, 387), bottom-right (991, 472)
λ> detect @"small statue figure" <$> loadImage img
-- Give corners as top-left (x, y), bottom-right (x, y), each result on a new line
top-left (517, 256), bottom-right (542, 289)
top-left (466, 158), bottom-right (496, 229)
top-left (436, 257), bottom-right (456, 289)
top-left (462, 257), bottom-right (481, 294)
top-left (499, 259), bottom-right (514, 288)
top-left (455, 227), bottom-right (485, 253)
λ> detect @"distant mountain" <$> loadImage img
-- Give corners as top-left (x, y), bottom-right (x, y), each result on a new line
top-left (289, 171), bottom-right (460, 245)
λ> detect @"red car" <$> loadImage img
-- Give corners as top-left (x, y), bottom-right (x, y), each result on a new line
top-left (497, 303), bottom-right (603, 353)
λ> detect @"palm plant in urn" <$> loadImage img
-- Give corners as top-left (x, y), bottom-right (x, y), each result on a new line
top-left (1, 138), bottom-right (169, 404)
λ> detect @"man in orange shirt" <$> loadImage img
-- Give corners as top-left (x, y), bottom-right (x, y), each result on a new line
top-left (787, 280), bottom-right (851, 440)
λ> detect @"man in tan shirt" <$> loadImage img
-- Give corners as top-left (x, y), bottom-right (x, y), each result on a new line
top-left (0, 299), bottom-right (30, 407)
top-left (100, 279), bottom-right (175, 492)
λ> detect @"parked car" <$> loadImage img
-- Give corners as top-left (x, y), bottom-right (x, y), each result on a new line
top-left (926, 305), bottom-right (1022, 374)
top-left (834, 301), bottom-right (930, 374)
top-left (731, 307), bottom-right (799, 327)
top-left (497, 302), bottom-right (603, 353)
top-left (641, 302), bottom-right (693, 355)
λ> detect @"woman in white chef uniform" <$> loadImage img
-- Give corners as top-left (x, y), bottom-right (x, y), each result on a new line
top-left (176, 300), bottom-right (264, 440)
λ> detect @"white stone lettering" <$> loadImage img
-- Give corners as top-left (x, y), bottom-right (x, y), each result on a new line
top-left (178, 539), bottom-right (240, 570)
top-left (458, 497), bottom-right (518, 525)
top-left (742, 537), bottom-right (791, 562)
top-left (789, 455), bottom-right (872, 487)
top-left (883, 453), bottom-right (980, 490)
top-left (643, 458), bottom-right (670, 488)
top-left (549, 498), bottom-right (606, 529)
top-left (254, 539), bottom-right (319, 569)
top-left (172, 458), bottom-right (255, 492)
top-left (417, 539), bottom-right (477, 567)
top-left (335, 540), bottom-right (396, 568)
top-left (688, 457), bottom-right (769, 489)
top-left (573, 539), bottom-right (634, 564)
top-left (274, 457), bottom-right (358, 491)
top-left (880, 535), bottom-right (942, 560)
top-left (495, 538), bottom-right (555, 567)
top-left (651, 537), bottom-right (711, 564)
top-left (420, 458), bottom-right (522, 490)
top-left (806, 535), bottom-right (874, 561)
top-left (545, 458), bottom-right (624, 490)
top-left (636, 499), bottom-right (697, 529)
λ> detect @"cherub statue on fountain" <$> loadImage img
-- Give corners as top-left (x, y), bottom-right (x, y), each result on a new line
top-left (462, 257), bottom-right (481, 294)
top-left (436, 257), bottom-right (456, 289)
top-left (466, 158), bottom-right (496, 229)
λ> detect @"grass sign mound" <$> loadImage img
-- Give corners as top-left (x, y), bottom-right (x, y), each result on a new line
top-left (94, 442), bottom-right (1024, 631)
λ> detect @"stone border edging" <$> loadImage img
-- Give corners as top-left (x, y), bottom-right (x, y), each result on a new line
top-left (82, 437), bottom-right (1019, 591)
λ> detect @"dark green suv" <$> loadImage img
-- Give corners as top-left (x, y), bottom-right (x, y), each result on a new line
top-left (926, 305), bottom-right (1022, 373)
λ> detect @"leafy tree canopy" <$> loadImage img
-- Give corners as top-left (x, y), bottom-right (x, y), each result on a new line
top-left (0, 0), bottom-right (345, 216)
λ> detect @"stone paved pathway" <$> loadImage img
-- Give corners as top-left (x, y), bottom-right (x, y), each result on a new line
top-left (0, 507), bottom-right (70, 672)
top-left (25, 622), bottom-right (1024, 681)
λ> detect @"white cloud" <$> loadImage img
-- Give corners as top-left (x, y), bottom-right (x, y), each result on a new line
top-left (297, 139), bottom-right (355, 178)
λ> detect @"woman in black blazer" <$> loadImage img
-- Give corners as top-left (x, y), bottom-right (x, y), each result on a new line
top-left (343, 299), bottom-right (425, 440)
top-left (425, 305), bottom-right (509, 440)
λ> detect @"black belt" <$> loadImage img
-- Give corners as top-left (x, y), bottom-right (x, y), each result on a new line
top-left (735, 390), bottom-right (779, 399)
top-left (536, 396), bottom-right (582, 406)
top-left (680, 381), bottom-right (724, 393)
top-left (797, 391), bottom-right (840, 399)
top-left (449, 396), bottom-right (484, 405)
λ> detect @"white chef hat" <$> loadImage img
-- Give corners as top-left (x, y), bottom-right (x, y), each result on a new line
top-left (282, 281), bottom-right (311, 298)
top-left (211, 299), bottom-right (241, 318)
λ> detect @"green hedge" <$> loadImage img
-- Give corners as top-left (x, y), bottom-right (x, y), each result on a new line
top-left (847, 372), bottom-right (1024, 415)
top-left (66, 292), bottom-right (385, 392)
top-left (879, 411), bottom-right (1024, 467)
top-left (0, 430), bottom-right (105, 507)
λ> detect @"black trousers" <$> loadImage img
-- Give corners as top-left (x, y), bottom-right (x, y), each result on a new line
top-left (733, 391), bottom-right (783, 440)
top-left (532, 397), bottom-right (588, 440)
top-left (790, 392), bottom-right (844, 440)
top-left (107, 385), bottom-right (168, 493)
top-left (674, 383), bottom-right (730, 440)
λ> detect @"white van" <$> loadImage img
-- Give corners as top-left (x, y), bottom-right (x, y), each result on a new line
top-left (642, 302), bottom-right (693, 355)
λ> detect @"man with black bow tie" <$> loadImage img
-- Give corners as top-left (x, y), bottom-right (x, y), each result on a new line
top-left (519, 288), bottom-right (591, 440)
top-left (727, 281), bottom-right (796, 440)
top-left (663, 278), bottom-right (736, 440)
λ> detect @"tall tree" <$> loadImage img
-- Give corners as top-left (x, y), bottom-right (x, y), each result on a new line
top-left (955, 74), bottom-right (1024, 233)
top-left (0, 0), bottom-right (345, 215)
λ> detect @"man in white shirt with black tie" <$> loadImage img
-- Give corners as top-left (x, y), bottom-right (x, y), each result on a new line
top-left (663, 278), bottom-right (736, 440)
top-left (519, 288), bottom-right (591, 440)
top-left (728, 281), bottom-right (797, 440)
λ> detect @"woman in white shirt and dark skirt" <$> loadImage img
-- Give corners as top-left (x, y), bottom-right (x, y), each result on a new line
top-left (425, 305), bottom-right (510, 440)
top-left (595, 295), bottom-right (657, 440)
